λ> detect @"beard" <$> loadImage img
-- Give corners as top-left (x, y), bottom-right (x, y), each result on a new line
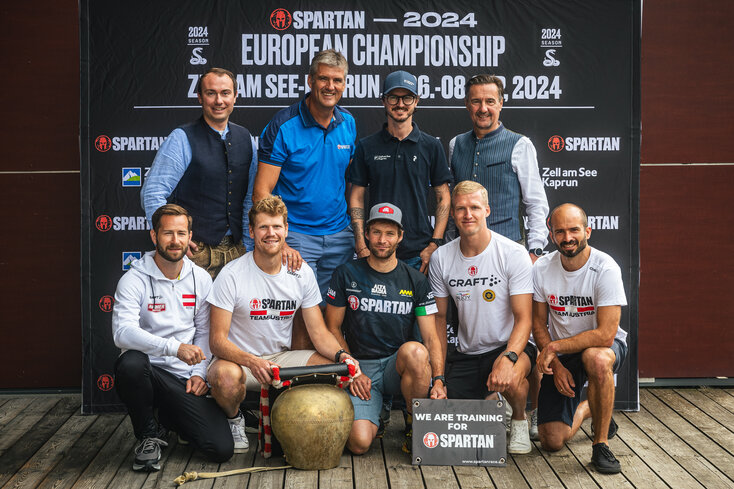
top-left (556, 238), bottom-right (587, 258)
top-left (157, 242), bottom-right (188, 262)
top-left (367, 240), bottom-right (399, 259)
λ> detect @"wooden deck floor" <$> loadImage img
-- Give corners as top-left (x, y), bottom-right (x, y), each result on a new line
top-left (1, 387), bottom-right (733, 488)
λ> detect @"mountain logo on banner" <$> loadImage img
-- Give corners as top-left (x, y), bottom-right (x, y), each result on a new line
top-left (270, 9), bottom-right (292, 30)
top-left (122, 167), bottom-right (141, 187)
top-left (122, 251), bottom-right (142, 271)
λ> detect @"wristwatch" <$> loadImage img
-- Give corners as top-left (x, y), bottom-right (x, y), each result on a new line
top-left (503, 351), bottom-right (519, 363)
top-left (334, 349), bottom-right (347, 363)
top-left (529, 247), bottom-right (544, 257)
top-left (430, 238), bottom-right (445, 247)
top-left (432, 375), bottom-right (447, 387)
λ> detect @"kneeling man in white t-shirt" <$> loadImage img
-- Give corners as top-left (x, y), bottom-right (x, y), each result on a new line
top-left (207, 195), bottom-right (357, 453)
top-left (429, 180), bottom-right (535, 454)
top-left (532, 203), bottom-right (628, 474)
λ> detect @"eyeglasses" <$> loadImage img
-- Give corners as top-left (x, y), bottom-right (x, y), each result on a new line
top-left (385, 94), bottom-right (416, 105)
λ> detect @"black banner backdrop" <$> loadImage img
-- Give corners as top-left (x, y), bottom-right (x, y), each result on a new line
top-left (81, 0), bottom-right (641, 412)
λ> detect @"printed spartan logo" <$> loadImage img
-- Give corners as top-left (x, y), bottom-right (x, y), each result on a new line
top-left (270, 9), bottom-right (292, 30)
top-left (468, 266), bottom-right (478, 277)
top-left (348, 295), bottom-right (359, 311)
top-left (423, 432), bottom-right (439, 448)
top-left (95, 135), bottom-right (112, 152)
top-left (249, 298), bottom-right (261, 310)
top-left (96, 215), bottom-right (113, 232)
top-left (548, 135), bottom-right (565, 152)
top-left (548, 294), bottom-right (558, 305)
top-left (99, 295), bottom-right (114, 312)
top-left (97, 374), bottom-right (114, 391)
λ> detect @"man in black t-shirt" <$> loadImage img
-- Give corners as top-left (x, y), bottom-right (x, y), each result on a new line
top-left (348, 70), bottom-right (452, 274)
top-left (326, 203), bottom-right (446, 455)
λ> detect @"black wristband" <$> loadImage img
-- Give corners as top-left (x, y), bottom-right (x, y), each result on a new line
top-left (334, 349), bottom-right (347, 363)
top-left (432, 375), bottom-right (446, 387)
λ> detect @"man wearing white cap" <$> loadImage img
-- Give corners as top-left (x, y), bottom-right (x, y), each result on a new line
top-left (348, 70), bottom-right (452, 275)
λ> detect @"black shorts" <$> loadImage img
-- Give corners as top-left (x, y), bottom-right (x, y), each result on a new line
top-left (537, 339), bottom-right (628, 427)
top-left (445, 343), bottom-right (538, 399)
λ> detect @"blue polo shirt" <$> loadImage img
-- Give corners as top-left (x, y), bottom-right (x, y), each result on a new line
top-left (348, 123), bottom-right (452, 260)
top-left (258, 94), bottom-right (356, 235)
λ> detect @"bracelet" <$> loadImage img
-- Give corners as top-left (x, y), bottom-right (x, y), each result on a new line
top-left (334, 349), bottom-right (347, 363)
top-left (432, 375), bottom-right (446, 387)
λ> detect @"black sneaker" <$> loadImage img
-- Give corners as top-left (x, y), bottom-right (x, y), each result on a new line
top-left (401, 412), bottom-right (412, 454)
top-left (132, 437), bottom-right (168, 472)
top-left (591, 443), bottom-right (621, 474)
top-left (243, 409), bottom-right (260, 434)
top-left (591, 416), bottom-right (618, 440)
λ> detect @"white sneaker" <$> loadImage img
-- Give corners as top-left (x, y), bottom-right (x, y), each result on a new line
top-left (229, 413), bottom-right (249, 453)
top-left (528, 408), bottom-right (539, 441)
top-left (508, 419), bottom-right (532, 454)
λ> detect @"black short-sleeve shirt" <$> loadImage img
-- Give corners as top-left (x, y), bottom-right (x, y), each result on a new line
top-left (326, 258), bottom-right (438, 359)
top-left (347, 123), bottom-right (452, 260)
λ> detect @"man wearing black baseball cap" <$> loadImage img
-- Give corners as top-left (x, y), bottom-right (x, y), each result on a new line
top-left (348, 70), bottom-right (452, 275)
top-left (325, 203), bottom-right (446, 455)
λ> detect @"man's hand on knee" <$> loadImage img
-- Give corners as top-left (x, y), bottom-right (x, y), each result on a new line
top-left (487, 355), bottom-right (515, 392)
top-left (186, 375), bottom-right (209, 396)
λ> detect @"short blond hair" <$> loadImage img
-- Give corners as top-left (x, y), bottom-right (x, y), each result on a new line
top-left (451, 180), bottom-right (489, 206)
top-left (249, 195), bottom-right (288, 228)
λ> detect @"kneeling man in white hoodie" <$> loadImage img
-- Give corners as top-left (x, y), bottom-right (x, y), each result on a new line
top-left (112, 204), bottom-right (233, 472)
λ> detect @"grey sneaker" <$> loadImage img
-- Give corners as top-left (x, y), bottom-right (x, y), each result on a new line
top-left (229, 413), bottom-right (249, 453)
top-left (497, 393), bottom-right (512, 433)
top-left (132, 437), bottom-right (168, 472)
top-left (528, 408), bottom-right (539, 441)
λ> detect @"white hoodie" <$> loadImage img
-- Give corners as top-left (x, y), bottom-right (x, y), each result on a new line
top-left (112, 251), bottom-right (213, 380)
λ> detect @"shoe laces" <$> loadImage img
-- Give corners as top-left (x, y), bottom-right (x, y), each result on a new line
top-left (137, 437), bottom-right (167, 455)
top-left (230, 416), bottom-right (246, 438)
top-left (509, 421), bottom-right (527, 443)
top-left (596, 443), bottom-right (618, 463)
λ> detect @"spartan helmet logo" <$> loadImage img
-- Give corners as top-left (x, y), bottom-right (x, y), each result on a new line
top-left (548, 135), bottom-right (565, 152)
top-left (99, 295), bottom-right (114, 312)
top-left (95, 135), bottom-right (112, 152)
top-left (549, 294), bottom-right (558, 305)
top-left (348, 295), bottom-right (359, 311)
top-left (97, 374), bottom-right (114, 391)
top-left (95, 215), bottom-right (113, 232)
top-left (270, 9), bottom-right (292, 30)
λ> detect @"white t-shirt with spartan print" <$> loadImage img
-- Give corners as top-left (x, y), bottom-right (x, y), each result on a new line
top-left (532, 248), bottom-right (628, 346)
top-left (429, 232), bottom-right (533, 354)
top-left (208, 252), bottom-right (322, 356)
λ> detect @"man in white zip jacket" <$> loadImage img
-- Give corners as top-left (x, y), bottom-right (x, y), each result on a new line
top-left (112, 204), bottom-right (233, 472)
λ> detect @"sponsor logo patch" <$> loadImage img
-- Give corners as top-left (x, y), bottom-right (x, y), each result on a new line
top-left (122, 167), bottom-right (141, 187)
top-left (482, 289), bottom-right (495, 302)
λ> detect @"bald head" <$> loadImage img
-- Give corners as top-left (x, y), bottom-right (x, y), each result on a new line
top-left (549, 203), bottom-right (588, 232)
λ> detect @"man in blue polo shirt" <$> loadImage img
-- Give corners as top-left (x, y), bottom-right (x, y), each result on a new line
top-left (348, 70), bottom-right (452, 274)
top-left (254, 49), bottom-right (356, 301)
